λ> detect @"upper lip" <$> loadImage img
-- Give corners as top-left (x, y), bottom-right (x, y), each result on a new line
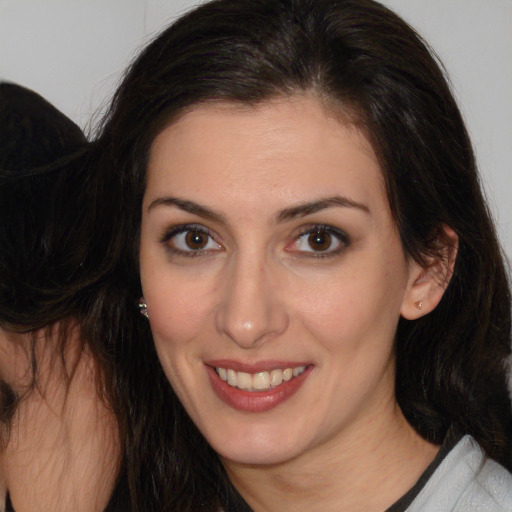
top-left (205, 359), bottom-right (311, 373)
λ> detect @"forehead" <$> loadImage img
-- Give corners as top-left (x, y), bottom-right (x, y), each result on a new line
top-left (145, 96), bottom-right (387, 216)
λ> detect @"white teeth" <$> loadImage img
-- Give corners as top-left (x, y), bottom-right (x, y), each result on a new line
top-left (253, 371), bottom-right (270, 390)
top-left (236, 372), bottom-right (252, 390)
top-left (293, 366), bottom-right (306, 377)
top-left (215, 365), bottom-right (306, 391)
top-left (270, 369), bottom-right (283, 387)
top-left (227, 369), bottom-right (237, 387)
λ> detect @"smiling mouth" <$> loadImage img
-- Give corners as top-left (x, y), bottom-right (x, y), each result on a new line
top-left (215, 366), bottom-right (307, 392)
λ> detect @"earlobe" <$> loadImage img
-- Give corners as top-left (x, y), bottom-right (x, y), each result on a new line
top-left (400, 265), bottom-right (446, 320)
top-left (401, 226), bottom-right (458, 320)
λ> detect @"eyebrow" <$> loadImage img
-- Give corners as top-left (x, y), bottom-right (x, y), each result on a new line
top-left (147, 196), bottom-right (226, 222)
top-left (276, 196), bottom-right (370, 222)
top-left (147, 195), bottom-right (369, 223)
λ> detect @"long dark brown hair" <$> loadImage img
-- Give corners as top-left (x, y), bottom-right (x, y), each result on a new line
top-left (93, 0), bottom-right (512, 509)
top-left (0, 82), bottom-right (132, 510)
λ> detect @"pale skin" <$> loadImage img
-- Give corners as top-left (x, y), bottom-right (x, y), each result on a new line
top-left (0, 324), bottom-right (120, 511)
top-left (139, 95), bottom-right (456, 511)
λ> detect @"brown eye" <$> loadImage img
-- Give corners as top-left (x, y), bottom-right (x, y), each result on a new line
top-left (185, 230), bottom-right (209, 250)
top-left (288, 225), bottom-right (348, 257)
top-left (165, 226), bottom-right (222, 255)
top-left (308, 231), bottom-right (332, 251)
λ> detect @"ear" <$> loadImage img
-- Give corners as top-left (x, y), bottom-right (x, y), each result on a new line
top-left (401, 226), bottom-right (458, 320)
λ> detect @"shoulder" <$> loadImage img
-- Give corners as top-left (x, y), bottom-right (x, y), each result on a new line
top-left (407, 435), bottom-right (512, 512)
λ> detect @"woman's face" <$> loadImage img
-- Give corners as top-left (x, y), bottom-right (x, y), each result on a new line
top-left (140, 96), bottom-right (420, 466)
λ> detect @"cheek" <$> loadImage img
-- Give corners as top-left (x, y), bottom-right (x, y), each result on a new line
top-left (142, 274), bottom-right (213, 403)
top-left (139, 231), bottom-right (212, 347)
top-left (290, 260), bottom-right (406, 353)
top-left (296, 288), bottom-right (381, 350)
top-left (143, 273), bottom-right (214, 348)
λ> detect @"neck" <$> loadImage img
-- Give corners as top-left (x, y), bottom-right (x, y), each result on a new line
top-left (223, 401), bottom-right (438, 512)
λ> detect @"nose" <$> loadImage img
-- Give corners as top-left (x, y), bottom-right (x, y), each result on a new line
top-left (215, 253), bottom-right (289, 349)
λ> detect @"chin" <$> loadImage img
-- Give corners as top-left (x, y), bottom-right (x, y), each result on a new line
top-left (219, 446), bottom-right (298, 466)
top-left (206, 425), bottom-right (306, 466)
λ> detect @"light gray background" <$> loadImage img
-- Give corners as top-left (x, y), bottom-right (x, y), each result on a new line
top-left (1, 0), bottom-right (511, 260)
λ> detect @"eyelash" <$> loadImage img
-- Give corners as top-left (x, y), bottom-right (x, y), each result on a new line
top-left (159, 223), bottom-right (350, 259)
top-left (288, 224), bottom-right (350, 259)
top-left (159, 224), bottom-right (220, 258)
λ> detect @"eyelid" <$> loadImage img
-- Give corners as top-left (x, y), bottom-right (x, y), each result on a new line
top-left (287, 224), bottom-right (349, 257)
top-left (159, 223), bottom-right (205, 243)
top-left (159, 223), bottom-right (222, 256)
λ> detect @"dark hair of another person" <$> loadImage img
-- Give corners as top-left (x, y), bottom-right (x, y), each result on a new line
top-left (93, 0), bottom-right (512, 510)
top-left (0, 82), bottom-right (132, 510)
top-left (0, 82), bottom-right (86, 172)
top-left (0, 82), bottom-right (90, 328)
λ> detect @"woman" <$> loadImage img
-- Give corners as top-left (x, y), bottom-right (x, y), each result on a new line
top-left (0, 83), bottom-right (129, 511)
top-left (95, 0), bottom-right (512, 509)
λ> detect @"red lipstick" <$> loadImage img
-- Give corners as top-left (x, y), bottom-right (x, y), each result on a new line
top-left (205, 363), bottom-right (312, 413)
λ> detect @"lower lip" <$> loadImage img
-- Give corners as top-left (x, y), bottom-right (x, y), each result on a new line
top-left (206, 365), bottom-right (312, 413)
